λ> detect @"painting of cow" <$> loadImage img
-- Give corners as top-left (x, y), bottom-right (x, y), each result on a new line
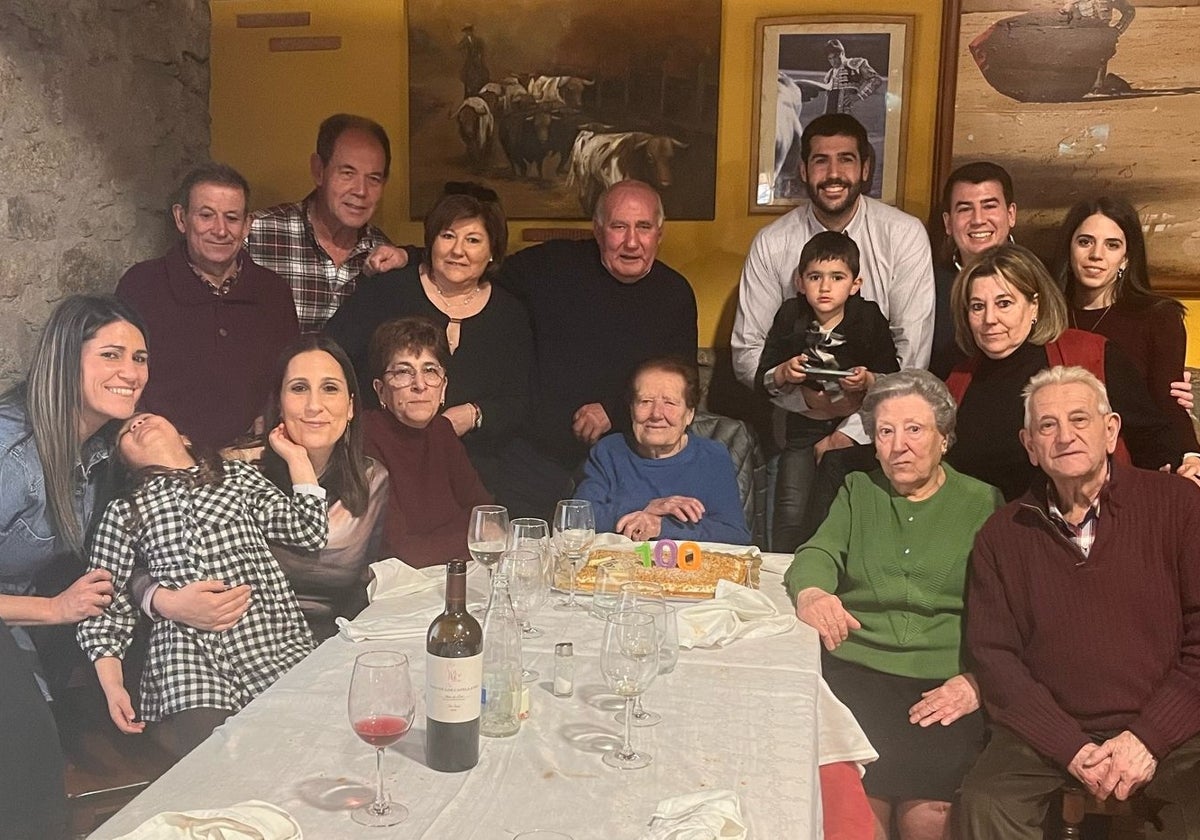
top-left (408, 1), bottom-right (720, 220)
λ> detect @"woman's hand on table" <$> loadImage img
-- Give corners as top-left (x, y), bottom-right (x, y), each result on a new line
top-left (795, 587), bottom-right (860, 651)
top-left (49, 569), bottom-right (114, 623)
top-left (442, 403), bottom-right (476, 437)
top-left (616, 510), bottom-right (663, 541)
top-left (154, 581), bottom-right (251, 632)
top-left (908, 673), bottom-right (980, 727)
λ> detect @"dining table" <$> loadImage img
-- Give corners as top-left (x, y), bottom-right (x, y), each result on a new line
top-left (87, 541), bottom-right (876, 839)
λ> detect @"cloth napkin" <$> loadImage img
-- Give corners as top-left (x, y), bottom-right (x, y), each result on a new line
top-left (676, 580), bottom-right (796, 649)
top-left (757, 551), bottom-right (794, 576)
top-left (639, 790), bottom-right (747, 840)
top-left (111, 800), bottom-right (301, 840)
top-left (365, 558), bottom-right (442, 602)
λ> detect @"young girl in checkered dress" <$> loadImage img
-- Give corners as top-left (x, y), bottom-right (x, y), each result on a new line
top-left (77, 412), bottom-right (328, 755)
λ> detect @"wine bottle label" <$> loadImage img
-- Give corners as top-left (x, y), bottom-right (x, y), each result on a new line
top-left (426, 653), bottom-right (483, 723)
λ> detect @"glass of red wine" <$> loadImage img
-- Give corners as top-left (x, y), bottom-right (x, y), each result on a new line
top-left (349, 650), bottom-right (415, 827)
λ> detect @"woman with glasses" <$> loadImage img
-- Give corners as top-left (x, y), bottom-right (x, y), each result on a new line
top-left (362, 316), bottom-right (492, 567)
top-left (326, 183), bottom-right (549, 517)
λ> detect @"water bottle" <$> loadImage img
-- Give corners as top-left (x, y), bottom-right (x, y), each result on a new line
top-left (480, 572), bottom-right (522, 738)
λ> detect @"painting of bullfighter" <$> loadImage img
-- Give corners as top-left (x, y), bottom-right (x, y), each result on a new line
top-left (943, 0), bottom-right (1200, 291)
top-left (750, 16), bottom-right (913, 213)
top-left (407, 1), bottom-right (721, 220)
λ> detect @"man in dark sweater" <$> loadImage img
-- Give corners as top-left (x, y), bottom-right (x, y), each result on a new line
top-left (961, 365), bottom-right (1200, 839)
top-left (498, 180), bottom-right (698, 476)
top-left (117, 163), bottom-right (299, 447)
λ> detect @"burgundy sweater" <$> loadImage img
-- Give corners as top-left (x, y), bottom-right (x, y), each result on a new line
top-left (362, 410), bottom-right (492, 568)
top-left (967, 462), bottom-right (1200, 767)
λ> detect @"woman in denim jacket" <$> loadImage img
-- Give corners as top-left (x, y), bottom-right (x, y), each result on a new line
top-left (0, 295), bottom-right (148, 839)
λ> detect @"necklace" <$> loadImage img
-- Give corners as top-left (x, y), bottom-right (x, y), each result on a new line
top-left (1071, 303), bottom-right (1113, 333)
top-left (428, 273), bottom-right (481, 309)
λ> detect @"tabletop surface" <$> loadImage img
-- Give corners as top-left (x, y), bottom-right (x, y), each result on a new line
top-left (88, 547), bottom-right (874, 840)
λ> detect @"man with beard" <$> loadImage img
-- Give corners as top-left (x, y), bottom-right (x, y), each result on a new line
top-left (733, 113), bottom-right (934, 457)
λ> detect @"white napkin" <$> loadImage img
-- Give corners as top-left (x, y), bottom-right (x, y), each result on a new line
top-left (366, 558), bottom-right (442, 602)
top-left (337, 603), bottom-right (486, 642)
top-left (111, 800), bottom-right (301, 840)
top-left (676, 580), bottom-right (796, 649)
top-left (757, 552), bottom-right (793, 576)
top-left (639, 790), bottom-right (747, 840)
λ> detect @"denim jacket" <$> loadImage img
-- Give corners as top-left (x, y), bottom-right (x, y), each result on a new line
top-left (0, 398), bottom-right (110, 688)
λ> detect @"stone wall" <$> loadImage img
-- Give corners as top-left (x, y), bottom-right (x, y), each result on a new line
top-left (0, 0), bottom-right (210, 388)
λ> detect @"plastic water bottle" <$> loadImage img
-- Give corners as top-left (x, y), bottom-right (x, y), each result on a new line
top-left (480, 572), bottom-right (522, 738)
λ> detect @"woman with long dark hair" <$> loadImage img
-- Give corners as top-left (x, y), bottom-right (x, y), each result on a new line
top-left (0, 294), bottom-right (148, 838)
top-left (1054, 195), bottom-right (1198, 450)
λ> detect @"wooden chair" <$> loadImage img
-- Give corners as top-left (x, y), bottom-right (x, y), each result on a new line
top-left (1059, 784), bottom-right (1164, 840)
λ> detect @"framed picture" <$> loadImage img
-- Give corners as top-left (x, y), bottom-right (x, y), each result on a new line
top-left (406, 1), bottom-right (721, 221)
top-left (750, 15), bottom-right (914, 213)
top-left (933, 0), bottom-right (1200, 293)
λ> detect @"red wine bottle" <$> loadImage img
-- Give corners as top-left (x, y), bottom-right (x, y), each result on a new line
top-left (425, 559), bottom-right (482, 772)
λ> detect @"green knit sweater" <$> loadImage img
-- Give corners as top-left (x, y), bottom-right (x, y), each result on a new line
top-left (785, 465), bottom-right (1003, 679)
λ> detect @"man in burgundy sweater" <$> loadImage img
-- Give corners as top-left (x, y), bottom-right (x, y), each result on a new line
top-left (960, 365), bottom-right (1200, 838)
top-left (117, 163), bottom-right (299, 447)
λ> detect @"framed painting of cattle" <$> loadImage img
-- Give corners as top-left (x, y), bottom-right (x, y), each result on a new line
top-left (750, 15), bottom-right (914, 214)
top-left (407, 1), bottom-right (721, 221)
top-left (933, 0), bottom-right (1200, 293)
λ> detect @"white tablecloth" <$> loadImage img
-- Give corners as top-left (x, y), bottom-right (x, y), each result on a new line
top-left (88, 551), bottom-right (874, 839)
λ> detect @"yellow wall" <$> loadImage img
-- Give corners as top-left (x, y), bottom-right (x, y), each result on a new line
top-left (210, 1), bottom-right (1200, 364)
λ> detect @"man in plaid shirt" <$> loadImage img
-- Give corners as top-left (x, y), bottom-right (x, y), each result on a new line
top-left (246, 114), bottom-right (412, 333)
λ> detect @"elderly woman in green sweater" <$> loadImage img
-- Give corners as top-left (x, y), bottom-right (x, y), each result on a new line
top-left (786, 369), bottom-right (1003, 840)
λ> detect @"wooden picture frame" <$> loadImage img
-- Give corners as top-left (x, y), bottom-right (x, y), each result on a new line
top-left (750, 15), bottom-right (914, 214)
top-left (933, 0), bottom-right (1200, 294)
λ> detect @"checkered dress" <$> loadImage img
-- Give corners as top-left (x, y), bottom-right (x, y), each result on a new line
top-left (246, 194), bottom-right (389, 334)
top-left (77, 460), bottom-right (328, 721)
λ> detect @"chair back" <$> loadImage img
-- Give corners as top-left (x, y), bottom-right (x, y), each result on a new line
top-left (689, 410), bottom-right (767, 546)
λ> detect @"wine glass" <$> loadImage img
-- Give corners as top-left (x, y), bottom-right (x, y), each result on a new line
top-left (508, 517), bottom-right (551, 637)
top-left (468, 505), bottom-right (509, 584)
top-left (617, 602), bottom-right (678, 728)
top-left (348, 651), bottom-right (415, 827)
top-left (615, 582), bottom-right (667, 727)
top-left (552, 499), bottom-right (595, 611)
top-left (502, 548), bottom-right (547, 682)
top-left (600, 610), bottom-right (659, 770)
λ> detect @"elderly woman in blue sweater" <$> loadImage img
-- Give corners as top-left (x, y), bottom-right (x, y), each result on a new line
top-left (576, 357), bottom-right (751, 544)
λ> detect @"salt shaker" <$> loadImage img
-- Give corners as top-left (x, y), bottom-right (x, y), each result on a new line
top-left (553, 642), bottom-right (574, 697)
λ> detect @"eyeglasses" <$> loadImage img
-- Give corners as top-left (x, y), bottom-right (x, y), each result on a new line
top-left (382, 364), bottom-right (446, 388)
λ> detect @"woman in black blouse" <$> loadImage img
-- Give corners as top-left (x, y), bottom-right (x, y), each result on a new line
top-left (325, 184), bottom-right (553, 516)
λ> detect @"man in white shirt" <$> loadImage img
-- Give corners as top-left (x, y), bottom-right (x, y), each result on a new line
top-left (732, 112), bottom-right (935, 454)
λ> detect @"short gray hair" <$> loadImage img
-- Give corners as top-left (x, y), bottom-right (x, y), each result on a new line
top-left (593, 179), bottom-right (665, 227)
top-left (862, 369), bottom-right (958, 447)
top-left (1021, 365), bottom-right (1112, 430)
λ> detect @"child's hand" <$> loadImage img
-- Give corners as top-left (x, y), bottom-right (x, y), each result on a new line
top-left (774, 354), bottom-right (810, 389)
top-left (105, 684), bottom-right (145, 735)
top-left (840, 367), bottom-right (874, 393)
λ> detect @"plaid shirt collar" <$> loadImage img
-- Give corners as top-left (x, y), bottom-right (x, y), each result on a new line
top-left (1044, 463), bottom-right (1109, 557)
top-left (185, 250), bottom-right (244, 297)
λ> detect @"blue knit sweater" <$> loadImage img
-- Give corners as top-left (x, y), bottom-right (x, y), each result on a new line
top-left (575, 432), bottom-right (751, 543)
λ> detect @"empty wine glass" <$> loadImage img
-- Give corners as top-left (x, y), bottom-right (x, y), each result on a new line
top-left (552, 499), bottom-right (595, 611)
top-left (600, 610), bottom-right (659, 770)
top-left (617, 602), bottom-right (678, 728)
top-left (348, 651), bottom-right (415, 827)
top-left (508, 517), bottom-right (551, 637)
top-left (468, 505), bottom-right (509, 584)
top-left (616, 582), bottom-right (667, 727)
top-left (502, 548), bottom-right (547, 682)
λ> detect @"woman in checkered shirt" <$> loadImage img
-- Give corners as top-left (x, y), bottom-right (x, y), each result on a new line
top-left (77, 413), bottom-right (328, 758)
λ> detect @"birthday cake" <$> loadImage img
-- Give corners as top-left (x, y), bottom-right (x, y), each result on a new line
top-left (557, 546), bottom-right (757, 600)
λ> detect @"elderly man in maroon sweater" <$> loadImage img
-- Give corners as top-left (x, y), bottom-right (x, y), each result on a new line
top-left (960, 365), bottom-right (1200, 838)
top-left (117, 163), bottom-right (299, 447)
